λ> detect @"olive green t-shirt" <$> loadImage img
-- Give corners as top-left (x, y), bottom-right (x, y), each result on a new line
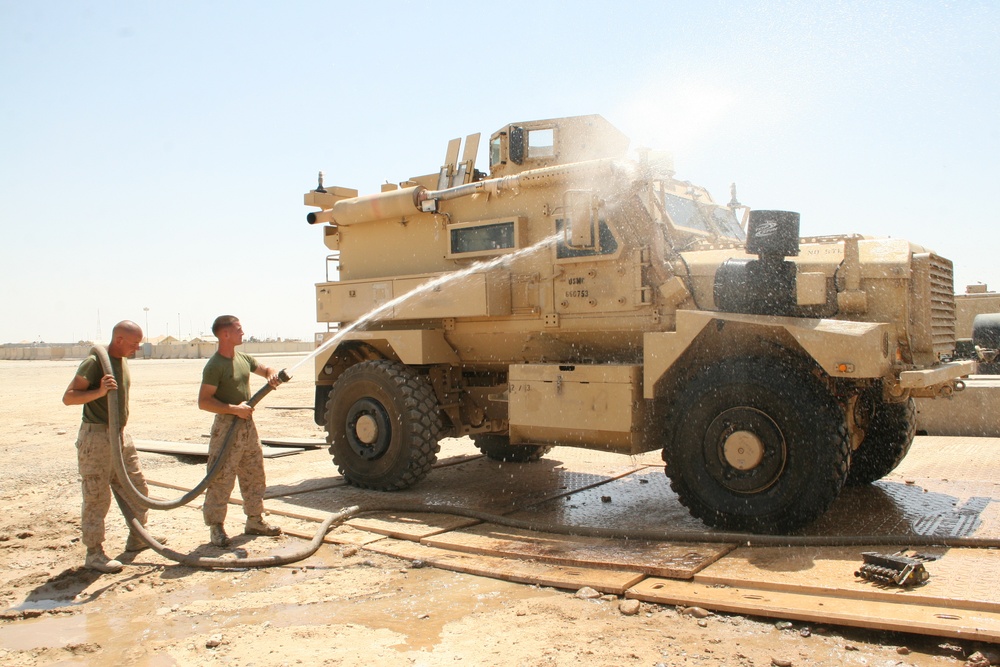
top-left (202, 351), bottom-right (259, 406)
top-left (77, 354), bottom-right (130, 427)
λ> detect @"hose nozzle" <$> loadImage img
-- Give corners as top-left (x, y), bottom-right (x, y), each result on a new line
top-left (248, 369), bottom-right (292, 407)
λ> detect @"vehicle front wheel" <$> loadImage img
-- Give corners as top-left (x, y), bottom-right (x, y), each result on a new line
top-left (325, 360), bottom-right (442, 490)
top-left (663, 358), bottom-right (850, 534)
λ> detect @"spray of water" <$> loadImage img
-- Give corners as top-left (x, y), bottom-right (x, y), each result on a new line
top-left (285, 232), bottom-right (562, 377)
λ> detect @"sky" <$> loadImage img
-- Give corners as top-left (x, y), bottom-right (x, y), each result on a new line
top-left (2, 1), bottom-right (998, 344)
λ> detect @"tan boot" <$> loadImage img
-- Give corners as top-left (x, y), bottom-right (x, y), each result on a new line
top-left (85, 547), bottom-right (123, 573)
top-left (209, 524), bottom-right (230, 547)
top-left (125, 531), bottom-right (168, 552)
top-left (244, 515), bottom-right (281, 537)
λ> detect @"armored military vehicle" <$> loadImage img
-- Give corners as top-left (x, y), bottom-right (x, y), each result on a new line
top-left (304, 115), bottom-right (972, 534)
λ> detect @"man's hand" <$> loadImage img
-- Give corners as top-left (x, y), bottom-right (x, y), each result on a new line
top-left (232, 402), bottom-right (254, 420)
top-left (98, 374), bottom-right (118, 396)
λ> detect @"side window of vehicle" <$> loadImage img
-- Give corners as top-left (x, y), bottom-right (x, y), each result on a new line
top-left (555, 218), bottom-right (619, 259)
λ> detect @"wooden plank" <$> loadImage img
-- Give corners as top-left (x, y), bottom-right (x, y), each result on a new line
top-left (347, 512), bottom-right (481, 541)
top-left (264, 477), bottom-right (347, 499)
top-left (422, 523), bottom-right (733, 579)
top-left (694, 546), bottom-right (1000, 613)
top-left (262, 501), bottom-right (345, 523)
top-left (282, 523), bottom-right (386, 546)
top-left (135, 440), bottom-right (304, 458)
top-left (134, 440), bottom-right (211, 456)
top-left (367, 538), bottom-right (646, 595)
top-left (627, 577), bottom-right (1000, 644)
top-left (260, 437), bottom-right (325, 448)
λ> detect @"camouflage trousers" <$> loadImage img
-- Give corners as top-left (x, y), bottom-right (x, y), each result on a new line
top-left (202, 414), bottom-right (267, 526)
top-left (75, 423), bottom-right (150, 549)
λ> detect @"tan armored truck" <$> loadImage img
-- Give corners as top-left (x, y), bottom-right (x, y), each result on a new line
top-left (304, 115), bottom-right (973, 534)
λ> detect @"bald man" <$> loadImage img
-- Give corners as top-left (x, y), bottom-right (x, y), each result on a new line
top-left (63, 320), bottom-right (160, 573)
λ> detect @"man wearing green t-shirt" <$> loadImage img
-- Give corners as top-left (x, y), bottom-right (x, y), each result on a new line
top-left (63, 320), bottom-right (156, 573)
top-left (198, 315), bottom-right (283, 547)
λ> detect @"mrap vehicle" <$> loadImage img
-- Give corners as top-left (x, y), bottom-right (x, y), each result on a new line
top-left (303, 115), bottom-right (972, 534)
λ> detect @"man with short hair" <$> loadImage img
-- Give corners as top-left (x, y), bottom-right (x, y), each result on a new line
top-left (63, 320), bottom-right (160, 573)
top-left (198, 315), bottom-right (282, 547)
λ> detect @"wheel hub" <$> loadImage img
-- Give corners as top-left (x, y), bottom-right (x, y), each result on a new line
top-left (722, 430), bottom-right (764, 470)
top-left (354, 414), bottom-right (379, 444)
top-left (345, 398), bottom-right (391, 460)
top-left (704, 406), bottom-right (786, 494)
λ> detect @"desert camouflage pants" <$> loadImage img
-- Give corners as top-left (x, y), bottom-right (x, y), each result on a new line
top-left (202, 414), bottom-right (267, 525)
top-left (75, 423), bottom-right (150, 549)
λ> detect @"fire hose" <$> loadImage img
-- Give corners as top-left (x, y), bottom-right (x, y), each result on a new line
top-left (96, 346), bottom-right (1000, 571)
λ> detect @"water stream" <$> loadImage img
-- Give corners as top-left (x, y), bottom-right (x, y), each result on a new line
top-left (285, 232), bottom-right (562, 377)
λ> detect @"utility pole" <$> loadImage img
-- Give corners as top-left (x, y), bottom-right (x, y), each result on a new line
top-left (143, 307), bottom-right (150, 342)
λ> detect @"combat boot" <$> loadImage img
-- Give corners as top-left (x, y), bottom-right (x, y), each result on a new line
top-left (125, 531), bottom-right (168, 552)
top-left (85, 547), bottom-right (123, 573)
top-left (209, 524), bottom-right (230, 547)
top-left (245, 515), bottom-right (281, 537)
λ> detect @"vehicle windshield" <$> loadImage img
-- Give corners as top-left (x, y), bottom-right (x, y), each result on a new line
top-left (662, 191), bottom-right (745, 241)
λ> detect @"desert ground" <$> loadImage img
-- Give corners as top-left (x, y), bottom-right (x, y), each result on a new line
top-left (0, 356), bottom-right (996, 666)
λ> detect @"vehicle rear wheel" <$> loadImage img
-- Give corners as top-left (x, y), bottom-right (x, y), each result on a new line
top-left (472, 434), bottom-right (553, 462)
top-left (845, 391), bottom-right (915, 486)
top-left (663, 358), bottom-right (850, 534)
top-left (325, 360), bottom-right (442, 490)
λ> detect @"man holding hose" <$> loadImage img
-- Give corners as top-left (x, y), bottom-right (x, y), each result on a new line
top-left (198, 315), bottom-right (283, 547)
top-left (62, 320), bottom-right (159, 573)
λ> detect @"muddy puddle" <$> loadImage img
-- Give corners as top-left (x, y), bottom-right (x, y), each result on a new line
top-left (1, 548), bottom-right (551, 662)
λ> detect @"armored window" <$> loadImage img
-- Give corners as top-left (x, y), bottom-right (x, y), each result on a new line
top-left (447, 218), bottom-right (527, 259)
top-left (662, 192), bottom-right (744, 241)
top-left (527, 128), bottom-right (555, 158)
top-left (555, 218), bottom-right (619, 259)
top-left (712, 206), bottom-right (746, 240)
top-left (490, 136), bottom-right (502, 168)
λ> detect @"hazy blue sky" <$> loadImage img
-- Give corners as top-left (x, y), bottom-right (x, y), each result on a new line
top-left (2, 1), bottom-right (997, 343)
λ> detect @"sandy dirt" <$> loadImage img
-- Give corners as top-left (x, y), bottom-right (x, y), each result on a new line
top-left (0, 356), bottom-right (995, 666)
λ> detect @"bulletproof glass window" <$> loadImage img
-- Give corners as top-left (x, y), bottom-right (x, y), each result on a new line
top-left (662, 192), bottom-right (745, 241)
top-left (490, 136), bottom-right (502, 168)
top-left (527, 128), bottom-right (555, 158)
top-left (555, 218), bottom-right (619, 259)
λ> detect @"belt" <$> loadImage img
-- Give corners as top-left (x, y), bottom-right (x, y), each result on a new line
top-left (81, 423), bottom-right (125, 432)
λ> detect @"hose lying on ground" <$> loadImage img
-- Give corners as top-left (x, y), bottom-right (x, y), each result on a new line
top-left (113, 490), bottom-right (357, 569)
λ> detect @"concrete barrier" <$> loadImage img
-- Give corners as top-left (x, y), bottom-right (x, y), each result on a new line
top-left (915, 377), bottom-right (1000, 437)
top-left (2, 341), bottom-right (314, 361)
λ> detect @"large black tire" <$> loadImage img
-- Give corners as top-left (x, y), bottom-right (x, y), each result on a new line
top-left (663, 358), bottom-right (850, 534)
top-left (325, 360), bottom-right (443, 490)
top-left (845, 393), bottom-right (916, 486)
top-left (472, 434), bottom-right (553, 462)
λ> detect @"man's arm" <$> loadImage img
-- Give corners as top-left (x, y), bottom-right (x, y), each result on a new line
top-left (62, 373), bottom-right (115, 406)
top-left (253, 363), bottom-right (281, 388)
top-left (198, 383), bottom-right (253, 419)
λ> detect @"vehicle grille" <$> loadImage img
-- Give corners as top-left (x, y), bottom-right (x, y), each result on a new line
top-left (909, 253), bottom-right (956, 365)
